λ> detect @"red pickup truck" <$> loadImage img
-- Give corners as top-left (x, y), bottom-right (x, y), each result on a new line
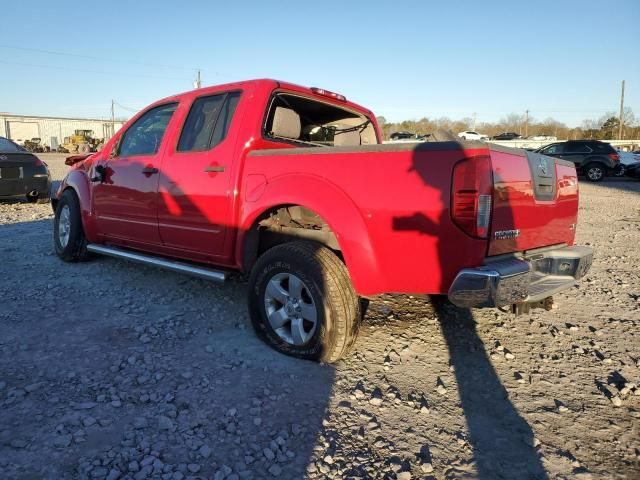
top-left (52, 79), bottom-right (593, 362)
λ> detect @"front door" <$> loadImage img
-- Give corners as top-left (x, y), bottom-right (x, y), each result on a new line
top-left (157, 91), bottom-right (242, 258)
top-left (92, 102), bottom-right (178, 245)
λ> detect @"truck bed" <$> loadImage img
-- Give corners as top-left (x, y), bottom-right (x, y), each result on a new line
top-left (245, 140), bottom-right (578, 296)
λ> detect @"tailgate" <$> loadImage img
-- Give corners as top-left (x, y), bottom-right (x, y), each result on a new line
top-left (488, 146), bottom-right (578, 256)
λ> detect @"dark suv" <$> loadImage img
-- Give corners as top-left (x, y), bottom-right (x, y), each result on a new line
top-left (535, 140), bottom-right (620, 182)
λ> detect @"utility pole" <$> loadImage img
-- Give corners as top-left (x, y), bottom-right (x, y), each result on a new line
top-left (472, 112), bottom-right (477, 131)
top-left (194, 70), bottom-right (202, 89)
top-left (618, 80), bottom-right (625, 140)
top-left (111, 99), bottom-right (115, 138)
top-left (524, 109), bottom-right (529, 138)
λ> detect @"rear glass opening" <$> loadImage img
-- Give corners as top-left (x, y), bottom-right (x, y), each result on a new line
top-left (264, 93), bottom-right (377, 147)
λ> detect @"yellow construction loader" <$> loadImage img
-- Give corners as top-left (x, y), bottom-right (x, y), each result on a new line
top-left (58, 130), bottom-right (103, 154)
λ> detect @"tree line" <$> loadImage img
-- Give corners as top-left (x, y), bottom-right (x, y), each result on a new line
top-left (376, 107), bottom-right (639, 141)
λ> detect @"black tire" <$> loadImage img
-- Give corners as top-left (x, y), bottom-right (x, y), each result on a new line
top-left (26, 193), bottom-right (49, 204)
top-left (53, 189), bottom-right (90, 262)
top-left (584, 163), bottom-right (605, 182)
top-left (613, 164), bottom-right (626, 177)
top-left (248, 241), bottom-right (360, 363)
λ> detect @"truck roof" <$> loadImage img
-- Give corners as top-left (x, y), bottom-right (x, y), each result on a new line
top-left (151, 78), bottom-right (374, 117)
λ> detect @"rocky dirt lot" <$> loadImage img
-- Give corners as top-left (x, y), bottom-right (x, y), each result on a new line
top-left (1, 153), bottom-right (639, 480)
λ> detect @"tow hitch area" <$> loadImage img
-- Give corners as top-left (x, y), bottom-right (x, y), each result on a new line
top-left (510, 296), bottom-right (555, 315)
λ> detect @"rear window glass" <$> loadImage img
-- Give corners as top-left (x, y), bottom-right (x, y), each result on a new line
top-left (0, 138), bottom-right (24, 153)
top-left (178, 92), bottom-right (241, 152)
top-left (590, 143), bottom-right (615, 153)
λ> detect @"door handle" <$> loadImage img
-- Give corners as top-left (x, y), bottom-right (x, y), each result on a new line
top-left (204, 165), bottom-right (225, 173)
top-left (142, 167), bottom-right (159, 175)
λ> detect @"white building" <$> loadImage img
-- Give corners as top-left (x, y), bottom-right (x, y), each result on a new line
top-left (0, 113), bottom-right (126, 150)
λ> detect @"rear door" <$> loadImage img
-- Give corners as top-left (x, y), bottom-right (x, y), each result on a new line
top-left (563, 142), bottom-right (594, 168)
top-left (92, 103), bottom-right (178, 244)
top-left (157, 90), bottom-right (242, 258)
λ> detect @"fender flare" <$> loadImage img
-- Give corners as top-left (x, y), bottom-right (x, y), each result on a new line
top-left (237, 173), bottom-right (382, 295)
top-left (582, 156), bottom-right (612, 169)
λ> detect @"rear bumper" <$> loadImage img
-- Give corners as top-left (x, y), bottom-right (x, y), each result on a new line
top-left (448, 245), bottom-right (593, 308)
top-left (0, 176), bottom-right (50, 199)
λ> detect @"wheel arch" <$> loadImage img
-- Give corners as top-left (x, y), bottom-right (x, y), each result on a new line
top-left (237, 176), bottom-right (383, 295)
top-left (583, 156), bottom-right (612, 169)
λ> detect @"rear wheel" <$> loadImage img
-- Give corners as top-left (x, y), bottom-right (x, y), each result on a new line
top-left (585, 163), bottom-right (605, 182)
top-left (53, 189), bottom-right (90, 262)
top-left (248, 241), bottom-right (360, 363)
top-left (613, 164), bottom-right (626, 177)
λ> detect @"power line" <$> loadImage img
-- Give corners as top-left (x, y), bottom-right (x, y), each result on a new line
top-left (113, 100), bottom-right (142, 113)
top-left (0, 44), bottom-right (199, 72)
top-left (0, 60), bottom-right (192, 82)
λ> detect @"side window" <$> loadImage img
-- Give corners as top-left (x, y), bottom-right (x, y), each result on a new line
top-left (118, 103), bottom-right (177, 157)
top-left (178, 91), bottom-right (241, 152)
top-left (543, 144), bottom-right (564, 155)
top-left (566, 143), bottom-right (592, 154)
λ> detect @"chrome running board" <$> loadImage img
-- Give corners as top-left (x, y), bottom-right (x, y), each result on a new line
top-left (86, 244), bottom-right (227, 282)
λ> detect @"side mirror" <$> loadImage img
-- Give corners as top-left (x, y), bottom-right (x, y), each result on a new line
top-left (91, 165), bottom-right (106, 183)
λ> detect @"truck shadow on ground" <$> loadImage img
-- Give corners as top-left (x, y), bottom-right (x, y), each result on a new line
top-left (430, 297), bottom-right (548, 480)
top-left (388, 138), bottom-right (549, 479)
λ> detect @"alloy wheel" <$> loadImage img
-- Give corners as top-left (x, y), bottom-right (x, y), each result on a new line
top-left (263, 272), bottom-right (318, 346)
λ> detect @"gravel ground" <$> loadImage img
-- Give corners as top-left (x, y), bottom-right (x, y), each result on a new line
top-left (1, 153), bottom-right (639, 480)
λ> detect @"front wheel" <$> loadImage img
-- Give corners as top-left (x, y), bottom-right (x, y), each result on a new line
top-left (248, 241), bottom-right (360, 363)
top-left (53, 189), bottom-right (90, 262)
top-left (584, 163), bottom-right (605, 182)
top-left (613, 164), bottom-right (626, 177)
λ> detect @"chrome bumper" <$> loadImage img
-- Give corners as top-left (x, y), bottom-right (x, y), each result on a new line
top-left (448, 245), bottom-right (593, 308)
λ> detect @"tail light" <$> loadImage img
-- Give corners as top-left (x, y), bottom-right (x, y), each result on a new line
top-left (451, 155), bottom-right (493, 238)
top-left (33, 157), bottom-right (44, 166)
top-left (609, 153), bottom-right (620, 162)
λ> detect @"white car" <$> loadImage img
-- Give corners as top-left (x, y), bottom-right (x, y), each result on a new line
top-left (616, 149), bottom-right (640, 166)
top-left (458, 130), bottom-right (488, 141)
top-left (528, 135), bottom-right (558, 141)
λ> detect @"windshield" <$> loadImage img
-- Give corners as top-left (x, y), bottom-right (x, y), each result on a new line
top-left (0, 137), bottom-right (25, 153)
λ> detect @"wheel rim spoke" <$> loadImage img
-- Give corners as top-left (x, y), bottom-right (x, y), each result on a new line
top-left (290, 317), bottom-right (307, 345)
top-left (300, 302), bottom-right (317, 323)
top-left (288, 275), bottom-right (303, 299)
top-left (265, 279), bottom-right (288, 304)
top-left (268, 307), bottom-right (289, 329)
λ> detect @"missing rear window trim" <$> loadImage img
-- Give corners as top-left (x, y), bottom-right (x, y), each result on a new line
top-left (263, 92), bottom-right (377, 147)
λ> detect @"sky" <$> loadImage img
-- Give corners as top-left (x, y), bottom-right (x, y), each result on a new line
top-left (1, 0), bottom-right (639, 128)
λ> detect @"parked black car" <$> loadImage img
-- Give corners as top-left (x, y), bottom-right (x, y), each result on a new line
top-left (0, 137), bottom-right (51, 203)
top-left (535, 140), bottom-right (620, 182)
top-left (626, 161), bottom-right (640, 180)
top-left (491, 132), bottom-right (521, 140)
